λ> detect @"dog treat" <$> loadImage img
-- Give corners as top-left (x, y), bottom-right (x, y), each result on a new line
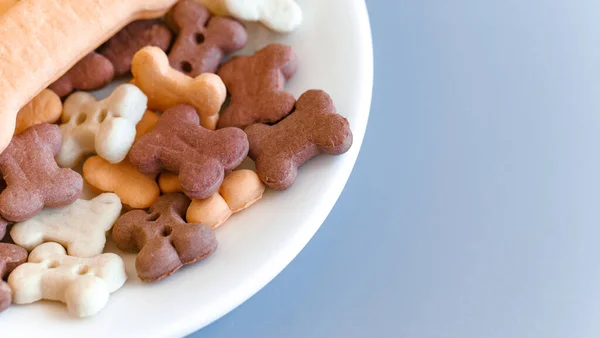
top-left (8, 242), bottom-right (127, 318)
top-left (168, 0), bottom-right (247, 77)
top-left (130, 104), bottom-right (249, 199)
top-left (0, 217), bottom-right (7, 242)
top-left (10, 193), bottom-right (122, 258)
top-left (158, 172), bottom-right (182, 194)
top-left (131, 46), bottom-right (226, 130)
top-left (83, 156), bottom-right (160, 209)
top-left (217, 44), bottom-right (298, 129)
top-left (15, 89), bottom-right (62, 134)
top-left (245, 90), bottom-right (353, 190)
top-left (0, 243), bottom-right (27, 313)
top-left (57, 83), bottom-right (148, 168)
top-left (187, 170), bottom-right (265, 228)
top-left (48, 53), bottom-right (115, 98)
top-left (99, 19), bottom-right (174, 76)
top-left (197, 0), bottom-right (302, 33)
top-left (0, 180), bottom-right (5, 240)
top-left (0, 123), bottom-right (83, 222)
top-left (112, 193), bottom-right (217, 282)
top-left (0, 0), bottom-right (17, 14)
top-left (135, 110), bottom-right (160, 141)
top-left (0, 0), bottom-right (178, 156)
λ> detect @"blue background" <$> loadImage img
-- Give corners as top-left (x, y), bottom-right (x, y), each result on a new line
top-left (191, 0), bottom-right (600, 337)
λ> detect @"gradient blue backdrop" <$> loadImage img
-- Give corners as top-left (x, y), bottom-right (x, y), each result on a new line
top-left (190, 1), bottom-right (600, 337)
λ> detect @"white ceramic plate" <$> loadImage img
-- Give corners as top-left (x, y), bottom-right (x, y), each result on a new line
top-left (2, 0), bottom-right (372, 336)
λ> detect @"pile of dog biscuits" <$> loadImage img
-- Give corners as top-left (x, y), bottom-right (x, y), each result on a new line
top-left (0, 0), bottom-right (352, 318)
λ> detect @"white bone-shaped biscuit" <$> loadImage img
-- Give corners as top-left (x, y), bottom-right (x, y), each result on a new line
top-left (57, 84), bottom-right (148, 168)
top-left (8, 242), bottom-right (127, 318)
top-left (198, 0), bottom-right (302, 33)
top-left (10, 193), bottom-right (122, 258)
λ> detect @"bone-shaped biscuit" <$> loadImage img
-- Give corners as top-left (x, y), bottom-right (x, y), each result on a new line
top-left (8, 242), bottom-right (127, 318)
top-left (0, 123), bottom-right (83, 222)
top-left (0, 0), bottom-right (16, 14)
top-left (187, 170), bottom-right (265, 228)
top-left (99, 19), bottom-right (174, 76)
top-left (0, 243), bottom-right (27, 313)
top-left (135, 110), bottom-right (160, 141)
top-left (83, 156), bottom-right (160, 209)
top-left (0, 179), bottom-right (6, 241)
top-left (15, 89), bottom-right (62, 135)
top-left (245, 90), bottom-right (353, 190)
top-left (0, 217), bottom-right (7, 242)
top-left (10, 193), bottom-right (122, 258)
top-left (48, 52), bottom-right (116, 98)
top-left (129, 104), bottom-right (249, 199)
top-left (168, 0), bottom-right (248, 76)
top-left (113, 193), bottom-right (217, 282)
top-left (217, 44), bottom-right (298, 129)
top-left (158, 172), bottom-right (182, 194)
top-left (160, 170), bottom-right (265, 226)
top-left (198, 0), bottom-right (302, 33)
top-left (0, 0), bottom-right (179, 156)
top-left (57, 83), bottom-right (148, 168)
top-left (131, 46), bottom-right (226, 130)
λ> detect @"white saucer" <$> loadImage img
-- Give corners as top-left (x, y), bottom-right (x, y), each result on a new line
top-left (2, 0), bottom-right (373, 336)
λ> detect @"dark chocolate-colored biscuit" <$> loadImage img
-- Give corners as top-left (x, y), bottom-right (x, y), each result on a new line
top-left (168, 0), bottom-right (247, 76)
top-left (112, 193), bottom-right (217, 282)
top-left (245, 90), bottom-right (353, 190)
top-left (99, 19), bottom-right (174, 76)
top-left (0, 243), bottom-right (27, 312)
top-left (48, 52), bottom-right (115, 98)
top-left (0, 124), bottom-right (83, 222)
top-left (217, 44), bottom-right (298, 129)
top-left (129, 104), bottom-right (249, 199)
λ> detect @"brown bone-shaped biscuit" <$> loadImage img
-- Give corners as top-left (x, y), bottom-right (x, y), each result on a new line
top-left (99, 20), bottom-right (174, 76)
top-left (112, 193), bottom-right (217, 282)
top-left (48, 52), bottom-right (116, 98)
top-left (0, 243), bottom-right (27, 312)
top-left (0, 124), bottom-right (83, 222)
top-left (217, 44), bottom-right (298, 129)
top-left (168, 0), bottom-right (247, 76)
top-left (129, 104), bottom-right (249, 199)
top-left (245, 90), bottom-right (353, 190)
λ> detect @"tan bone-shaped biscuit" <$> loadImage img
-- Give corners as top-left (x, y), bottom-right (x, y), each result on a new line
top-left (0, 0), bottom-right (179, 155)
top-left (8, 242), bottom-right (127, 318)
top-left (0, 0), bottom-right (17, 15)
top-left (83, 156), bottom-right (160, 209)
top-left (131, 46), bottom-right (226, 130)
top-left (187, 170), bottom-right (265, 228)
top-left (135, 110), bottom-right (160, 141)
top-left (15, 89), bottom-right (62, 134)
top-left (158, 172), bottom-right (182, 194)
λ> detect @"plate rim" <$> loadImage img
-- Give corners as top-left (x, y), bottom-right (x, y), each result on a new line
top-left (171, 1), bottom-right (374, 336)
top-left (0, 0), bottom-right (374, 335)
